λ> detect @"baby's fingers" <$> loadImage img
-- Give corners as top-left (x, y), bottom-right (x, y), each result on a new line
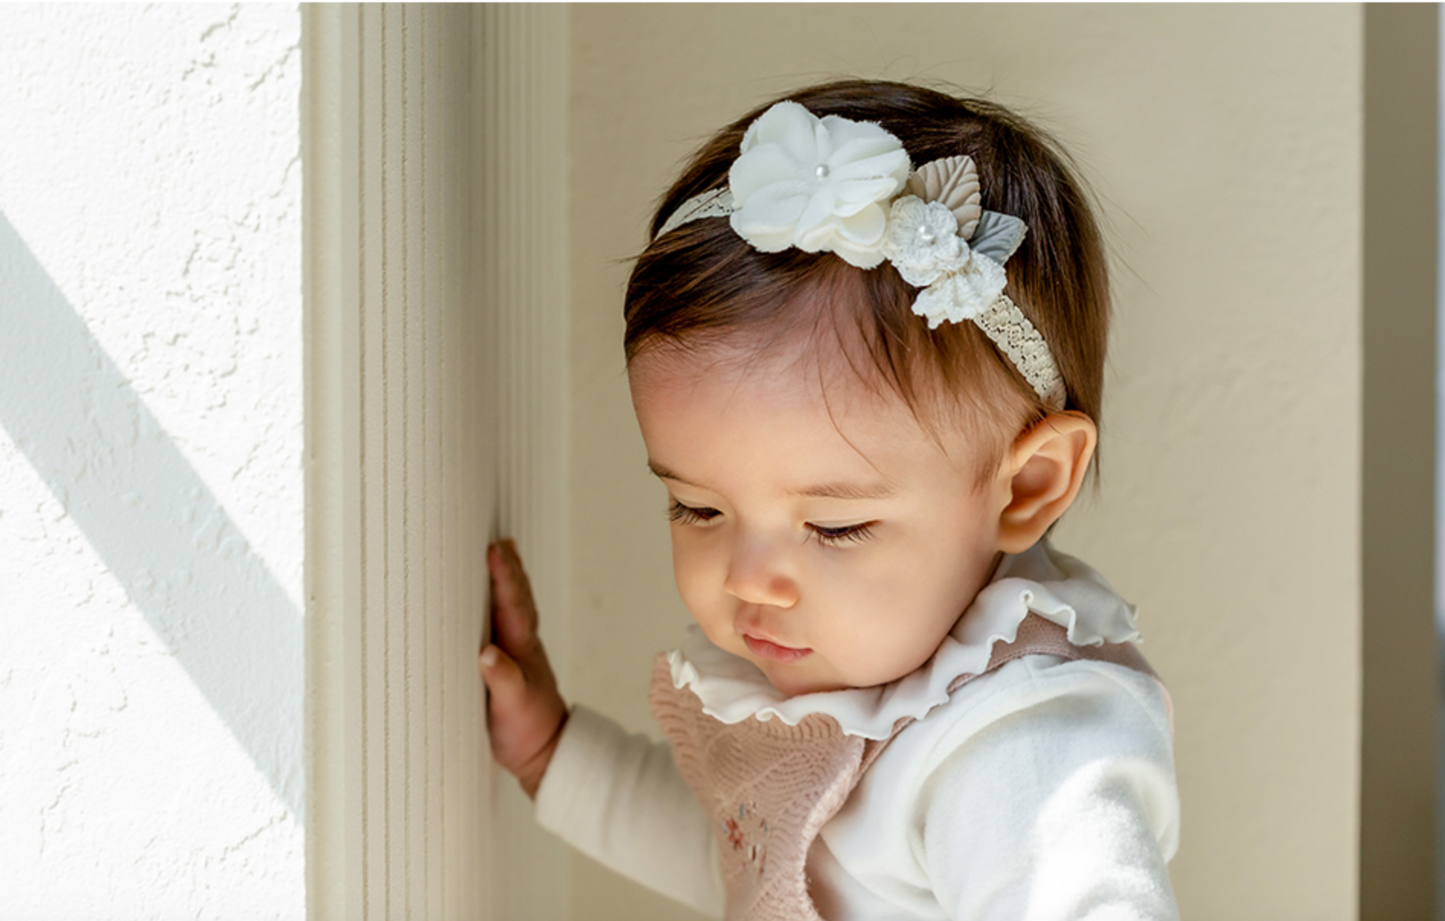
top-left (479, 644), bottom-right (531, 768)
top-left (479, 643), bottom-right (525, 708)
top-left (480, 642), bottom-right (566, 797)
top-left (488, 540), bottom-right (539, 645)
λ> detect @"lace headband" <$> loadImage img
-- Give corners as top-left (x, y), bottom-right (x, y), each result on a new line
top-left (655, 101), bottom-right (1066, 410)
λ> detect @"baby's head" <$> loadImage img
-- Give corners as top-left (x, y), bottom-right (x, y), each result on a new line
top-left (624, 81), bottom-right (1109, 696)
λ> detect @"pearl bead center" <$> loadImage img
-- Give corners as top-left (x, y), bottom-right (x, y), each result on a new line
top-left (814, 164), bottom-right (830, 179)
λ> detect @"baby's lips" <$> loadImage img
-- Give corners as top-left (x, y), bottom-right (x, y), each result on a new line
top-left (742, 633), bottom-right (812, 664)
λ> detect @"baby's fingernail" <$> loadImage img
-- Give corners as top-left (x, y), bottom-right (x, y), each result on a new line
top-left (480, 646), bottom-right (499, 668)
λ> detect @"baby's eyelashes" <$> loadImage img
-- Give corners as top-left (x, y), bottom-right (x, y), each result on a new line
top-left (807, 521), bottom-right (877, 546)
top-left (668, 499), bottom-right (722, 525)
top-left (668, 499), bottom-right (877, 547)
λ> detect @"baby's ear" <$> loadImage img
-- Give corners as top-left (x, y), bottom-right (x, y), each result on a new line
top-left (996, 412), bottom-right (1097, 554)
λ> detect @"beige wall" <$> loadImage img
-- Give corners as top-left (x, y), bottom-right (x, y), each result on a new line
top-left (567, 5), bottom-right (1379, 919)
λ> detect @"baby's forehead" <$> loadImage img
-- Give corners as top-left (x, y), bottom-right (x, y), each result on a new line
top-left (628, 334), bottom-right (1014, 495)
top-left (628, 321), bottom-right (1024, 484)
top-left (634, 332), bottom-right (980, 446)
top-left (629, 327), bottom-right (896, 407)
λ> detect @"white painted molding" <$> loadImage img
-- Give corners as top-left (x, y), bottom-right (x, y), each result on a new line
top-left (306, 5), bottom-right (490, 918)
top-left (305, 4), bottom-right (570, 918)
top-left (474, 6), bottom-right (574, 920)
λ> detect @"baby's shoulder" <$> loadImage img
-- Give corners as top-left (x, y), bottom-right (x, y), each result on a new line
top-left (892, 653), bottom-right (1174, 780)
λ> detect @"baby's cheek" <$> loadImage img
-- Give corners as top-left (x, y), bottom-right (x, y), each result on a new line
top-left (672, 527), bottom-right (732, 589)
top-left (671, 552), bottom-right (718, 624)
top-left (670, 537), bottom-right (702, 594)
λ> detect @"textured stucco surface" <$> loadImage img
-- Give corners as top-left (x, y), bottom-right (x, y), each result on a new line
top-left (0, 5), bottom-right (304, 916)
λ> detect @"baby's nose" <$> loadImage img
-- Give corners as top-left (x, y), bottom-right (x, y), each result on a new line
top-left (722, 535), bottom-right (799, 608)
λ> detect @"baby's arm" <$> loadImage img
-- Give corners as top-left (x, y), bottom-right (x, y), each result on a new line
top-left (480, 540), bottom-right (568, 798)
top-left (536, 706), bottom-right (724, 916)
top-left (480, 541), bottom-right (723, 915)
top-left (919, 660), bottom-right (1179, 920)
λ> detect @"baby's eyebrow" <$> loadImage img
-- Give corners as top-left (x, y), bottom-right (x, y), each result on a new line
top-left (648, 460), bottom-right (690, 484)
top-left (787, 481), bottom-right (895, 501)
top-left (649, 460), bottom-right (892, 502)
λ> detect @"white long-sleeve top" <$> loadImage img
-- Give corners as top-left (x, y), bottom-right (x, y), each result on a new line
top-left (535, 543), bottom-right (1181, 920)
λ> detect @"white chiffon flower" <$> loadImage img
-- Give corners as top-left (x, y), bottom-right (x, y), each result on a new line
top-left (911, 254), bottom-right (1008, 329)
top-left (881, 196), bottom-right (968, 287)
top-left (728, 101), bottom-right (911, 269)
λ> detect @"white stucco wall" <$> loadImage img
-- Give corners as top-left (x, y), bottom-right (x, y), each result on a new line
top-left (0, 5), bottom-right (305, 917)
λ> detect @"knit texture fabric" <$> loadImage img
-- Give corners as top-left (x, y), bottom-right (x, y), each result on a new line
top-left (649, 613), bottom-right (1158, 921)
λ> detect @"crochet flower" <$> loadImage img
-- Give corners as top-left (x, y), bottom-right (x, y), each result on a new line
top-left (880, 195), bottom-right (968, 286)
top-left (911, 254), bottom-right (1008, 329)
top-left (728, 101), bottom-right (911, 269)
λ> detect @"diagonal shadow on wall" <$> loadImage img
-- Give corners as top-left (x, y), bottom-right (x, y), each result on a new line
top-left (0, 212), bottom-right (303, 821)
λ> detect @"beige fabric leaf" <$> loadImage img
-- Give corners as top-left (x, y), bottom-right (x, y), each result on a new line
top-left (905, 155), bottom-right (982, 239)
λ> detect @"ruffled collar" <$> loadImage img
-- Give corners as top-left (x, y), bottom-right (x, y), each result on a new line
top-left (665, 540), bottom-right (1140, 740)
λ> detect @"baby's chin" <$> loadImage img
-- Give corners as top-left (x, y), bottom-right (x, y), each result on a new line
top-left (757, 654), bottom-right (932, 698)
top-left (711, 631), bottom-right (874, 697)
top-left (752, 658), bottom-right (851, 698)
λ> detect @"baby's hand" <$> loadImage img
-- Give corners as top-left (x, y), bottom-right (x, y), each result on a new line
top-left (480, 539), bottom-right (568, 799)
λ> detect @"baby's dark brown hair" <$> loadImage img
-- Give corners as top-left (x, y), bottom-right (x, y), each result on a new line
top-left (624, 80), bottom-right (1110, 478)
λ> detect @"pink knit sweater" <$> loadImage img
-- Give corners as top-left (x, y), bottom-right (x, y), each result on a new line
top-left (650, 613), bottom-right (1157, 921)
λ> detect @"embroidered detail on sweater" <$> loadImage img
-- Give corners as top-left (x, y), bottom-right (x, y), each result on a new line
top-left (725, 801), bottom-right (770, 876)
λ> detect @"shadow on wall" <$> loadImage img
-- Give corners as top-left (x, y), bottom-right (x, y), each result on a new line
top-left (0, 212), bottom-right (303, 821)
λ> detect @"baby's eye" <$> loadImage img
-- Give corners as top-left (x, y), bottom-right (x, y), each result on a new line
top-left (668, 500), bottom-right (722, 526)
top-left (808, 521), bottom-right (876, 546)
